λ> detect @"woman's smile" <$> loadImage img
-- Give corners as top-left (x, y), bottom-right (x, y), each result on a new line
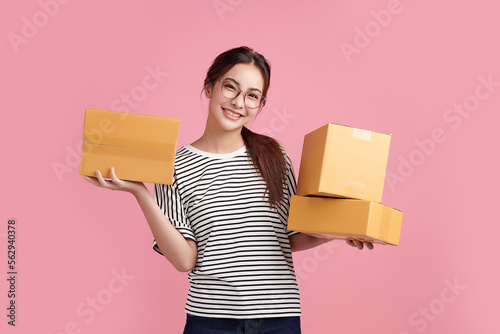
top-left (222, 107), bottom-right (244, 120)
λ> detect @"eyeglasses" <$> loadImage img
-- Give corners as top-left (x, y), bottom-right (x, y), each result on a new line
top-left (219, 79), bottom-right (266, 109)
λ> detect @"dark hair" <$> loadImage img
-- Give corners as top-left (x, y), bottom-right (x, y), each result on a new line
top-left (204, 46), bottom-right (287, 208)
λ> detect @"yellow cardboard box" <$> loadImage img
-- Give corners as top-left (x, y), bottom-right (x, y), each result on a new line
top-left (296, 123), bottom-right (391, 202)
top-left (287, 195), bottom-right (402, 245)
top-left (79, 109), bottom-right (179, 184)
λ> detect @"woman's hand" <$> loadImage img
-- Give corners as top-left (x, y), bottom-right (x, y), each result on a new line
top-left (346, 238), bottom-right (374, 250)
top-left (83, 167), bottom-right (147, 197)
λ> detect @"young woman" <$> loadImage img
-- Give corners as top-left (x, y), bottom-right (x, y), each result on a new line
top-left (84, 46), bottom-right (373, 333)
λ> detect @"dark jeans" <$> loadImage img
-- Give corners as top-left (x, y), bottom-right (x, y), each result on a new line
top-left (183, 314), bottom-right (301, 334)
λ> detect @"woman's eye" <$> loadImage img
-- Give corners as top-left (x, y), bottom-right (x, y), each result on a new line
top-left (247, 93), bottom-right (259, 100)
top-left (224, 84), bottom-right (237, 91)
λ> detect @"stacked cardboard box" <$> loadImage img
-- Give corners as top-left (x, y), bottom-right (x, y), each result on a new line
top-left (288, 123), bottom-right (403, 246)
top-left (79, 109), bottom-right (179, 185)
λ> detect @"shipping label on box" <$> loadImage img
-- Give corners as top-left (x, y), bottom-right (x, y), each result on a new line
top-left (287, 195), bottom-right (403, 246)
top-left (79, 109), bottom-right (179, 184)
top-left (296, 123), bottom-right (391, 202)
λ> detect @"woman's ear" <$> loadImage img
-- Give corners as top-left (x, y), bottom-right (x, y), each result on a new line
top-left (204, 86), bottom-right (212, 99)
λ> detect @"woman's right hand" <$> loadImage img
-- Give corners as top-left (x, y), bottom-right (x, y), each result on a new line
top-left (84, 167), bottom-right (147, 197)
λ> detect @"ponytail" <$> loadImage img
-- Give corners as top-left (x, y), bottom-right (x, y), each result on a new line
top-left (241, 126), bottom-right (287, 208)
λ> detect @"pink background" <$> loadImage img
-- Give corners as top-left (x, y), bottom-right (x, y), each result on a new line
top-left (2, 0), bottom-right (499, 333)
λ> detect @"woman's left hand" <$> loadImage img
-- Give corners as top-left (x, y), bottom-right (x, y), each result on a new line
top-left (346, 239), bottom-right (374, 250)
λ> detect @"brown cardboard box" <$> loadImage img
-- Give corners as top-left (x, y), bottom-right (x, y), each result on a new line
top-left (79, 109), bottom-right (179, 184)
top-left (296, 123), bottom-right (391, 202)
top-left (287, 195), bottom-right (402, 246)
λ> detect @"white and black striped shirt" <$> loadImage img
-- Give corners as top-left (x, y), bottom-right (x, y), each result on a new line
top-left (153, 144), bottom-right (301, 319)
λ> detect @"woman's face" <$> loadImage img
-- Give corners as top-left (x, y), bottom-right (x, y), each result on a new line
top-left (205, 63), bottom-right (265, 133)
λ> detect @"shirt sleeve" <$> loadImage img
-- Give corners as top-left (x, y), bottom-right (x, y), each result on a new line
top-left (152, 173), bottom-right (196, 255)
top-left (279, 148), bottom-right (300, 237)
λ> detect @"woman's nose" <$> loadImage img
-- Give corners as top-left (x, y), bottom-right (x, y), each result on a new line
top-left (231, 92), bottom-right (245, 108)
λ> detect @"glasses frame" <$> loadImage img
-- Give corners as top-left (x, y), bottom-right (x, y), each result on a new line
top-left (219, 79), bottom-right (266, 109)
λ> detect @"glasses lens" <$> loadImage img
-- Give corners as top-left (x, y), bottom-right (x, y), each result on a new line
top-left (221, 80), bottom-right (238, 99)
top-left (244, 92), bottom-right (263, 109)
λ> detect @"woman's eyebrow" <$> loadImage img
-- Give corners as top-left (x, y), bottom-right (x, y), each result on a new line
top-left (224, 77), bottom-right (262, 93)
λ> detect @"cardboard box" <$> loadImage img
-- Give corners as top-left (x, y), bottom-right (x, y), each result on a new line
top-left (79, 109), bottom-right (179, 184)
top-left (296, 123), bottom-right (391, 202)
top-left (287, 195), bottom-right (402, 245)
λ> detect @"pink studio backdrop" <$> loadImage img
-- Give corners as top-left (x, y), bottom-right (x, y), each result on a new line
top-left (2, 0), bottom-right (499, 333)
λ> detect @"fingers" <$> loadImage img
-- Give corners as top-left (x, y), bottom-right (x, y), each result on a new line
top-left (83, 175), bottom-right (100, 187)
top-left (346, 238), bottom-right (374, 250)
top-left (353, 239), bottom-right (364, 250)
top-left (109, 167), bottom-right (118, 182)
top-left (95, 170), bottom-right (109, 186)
top-left (84, 168), bottom-right (141, 194)
top-left (346, 239), bottom-right (356, 248)
top-left (346, 239), bottom-right (363, 249)
top-left (109, 167), bottom-right (123, 186)
top-left (85, 169), bottom-right (118, 190)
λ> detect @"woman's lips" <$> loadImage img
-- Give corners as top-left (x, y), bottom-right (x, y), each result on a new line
top-left (222, 107), bottom-right (243, 120)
